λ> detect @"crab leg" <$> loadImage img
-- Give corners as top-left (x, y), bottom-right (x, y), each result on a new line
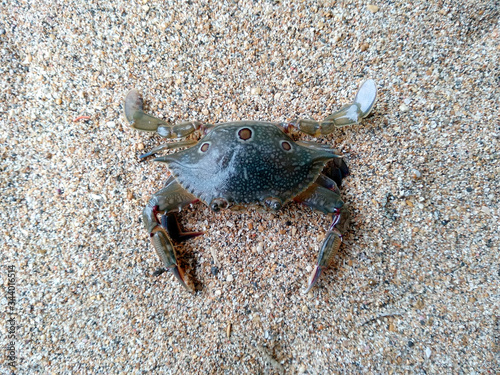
top-left (160, 213), bottom-right (204, 243)
top-left (143, 176), bottom-right (199, 291)
top-left (287, 79), bottom-right (377, 136)
top-left (315, 174), bottom-right (341, 195)
top-left (124, 89), bottom-right (202, 138)
top-left (305, 226), bottom-right (343, 293)
top-left (139, 140), bottom-right (198, 160)
top-left (294, 180), bottom-right (349, 292)
top-left (322, 157), bottom-right (350, 187)
top-left (294, 182), bottom-right (344, 215)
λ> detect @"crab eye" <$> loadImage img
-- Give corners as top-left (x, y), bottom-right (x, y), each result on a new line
top-left (281, 140), bottom-right (292, 151)
top-left (237, 127), bottom-right (253, 141)
top-left (200, 142), bottom-right (210, 152)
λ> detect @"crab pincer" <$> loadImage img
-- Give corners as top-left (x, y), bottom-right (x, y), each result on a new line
top-left (140, 176), bottom-right (201, 291)
top-left (150, 226), bottom-right (190, 291)
top-left (292, 79), bottom-right (377, 136)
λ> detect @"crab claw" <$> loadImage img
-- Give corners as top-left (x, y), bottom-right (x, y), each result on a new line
top-left (161, 213), bottom-right (204, 242)
top-left (168, 264), bottom-right (189, 291)
top-left (326, 79), bottom-right (377, 126)
top-left (305, 265), bottom-right (323, 294)
top-left (124, 89), bottom-right (170, 132)
top-left (304, 228), bottom-right (343, 293)
top-left (150, 228), bottom-right (191, 291)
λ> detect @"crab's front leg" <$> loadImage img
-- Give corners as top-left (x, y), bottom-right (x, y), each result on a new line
top-left (294, 179), bottom-right (350, 292)
top-left (144, 176), bottom-right (200, 291)
top-left (124, 89), bottom-right (206, 139)
top-left (284, 79), bottom-right (377, 136)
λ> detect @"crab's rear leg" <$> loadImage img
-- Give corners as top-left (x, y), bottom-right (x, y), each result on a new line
top-left (144, 176), bottom-right (200, 291)
top-left (285, 79), bottom-right (377, 136)
top-left (124, 88), bottom-right (203, 138)
top-left (294, 179), bottom-right (349, 292)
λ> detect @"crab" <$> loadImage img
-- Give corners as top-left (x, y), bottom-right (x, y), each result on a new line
top-left (124, 80), bottom-right (377, 293)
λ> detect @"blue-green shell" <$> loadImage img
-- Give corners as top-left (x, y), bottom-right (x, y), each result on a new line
top-left (155, 121), bottom-right (336, 206)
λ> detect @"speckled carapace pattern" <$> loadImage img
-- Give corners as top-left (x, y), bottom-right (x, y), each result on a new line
top-left (162, 121), bottom-right (335, 205)
top-left (0, 0), bottom-right (498, 374)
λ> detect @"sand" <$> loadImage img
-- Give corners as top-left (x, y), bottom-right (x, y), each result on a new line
top-left (0, 0), bottom-right (498, 373)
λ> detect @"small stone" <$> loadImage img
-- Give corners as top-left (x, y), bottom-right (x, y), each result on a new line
top-left (409, 168), bottom-right (422, 179)
top-left (106, 121), bottom-right (116, 128)
top-left (250, 87), bottom-right (262, 95)
top-left (210, 247), bottom-right (219, 266)
top-left (389, 322), bottom-right (396, 332)
top-left (367, 4), bottom-right (379, 13)
top-left (55, 98), bottom-right (62, 105)
top-left (137, 143), bottom-right (145, 151)
top-left (291, 227), bottom-right (297, 236)
top-left (256, 242), bottom-right (264, 252)
top-left (302, 305), bottom-right (309, 313)
top-left (248, 222), bottom-right (253, 230)
top-left (211, 266), bottom-right (219, 276)
top-left (399, 103), bottom-right (409, 112)
top-left (399, 103), bottom-right (410, 113)
top-left (126, 190), bottom-right (133, 200)
top-left (333, 33), bottom-right (343, 43)
top-left (360, 42), bottom-right (370, 51)
top-left (317, 21), bottom-right (324, 29)
top-left (425, 347), bottom-right (431, 359)
top-left (396, 61), bottom-right (403, 68)
top-left (226, 274), bottom-right (234, 282)
top-left (214, 289), bottom-right (222, 296)
top-left (415, 299), bottom-right (425, 309)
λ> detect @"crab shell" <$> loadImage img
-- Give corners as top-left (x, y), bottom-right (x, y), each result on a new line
top-left (154, 121), bottom-right (338, 208)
